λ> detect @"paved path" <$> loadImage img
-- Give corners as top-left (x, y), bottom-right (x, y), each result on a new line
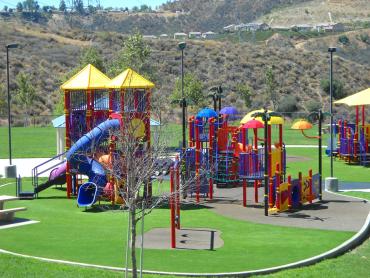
top-left (0, 158), bottom-right (60, 178)
top-left (197, 187), bottom-right (370, 232)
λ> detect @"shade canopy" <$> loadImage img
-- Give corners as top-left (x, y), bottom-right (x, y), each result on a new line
top-left (196, 108), bottom-right (218, 119)
top-left (334, 88), bottom-right (370, 106)
top-left (242, 119), bottom-right (264, 129)
top-left (240, 109), bottom-right (284, 125)
top-left (61, 64), bottom-right (111, 90)
top-left (108, 68), bottom-right (155, 89)
top-left (220, 106), bottom-right (239, 120)
top-left (291, 120), bottom-right (313, 130)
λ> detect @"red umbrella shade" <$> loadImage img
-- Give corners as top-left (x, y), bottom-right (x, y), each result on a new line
top-left (242, 119), bottom-right (264, 129)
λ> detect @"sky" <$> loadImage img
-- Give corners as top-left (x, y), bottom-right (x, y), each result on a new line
top-left (0, 0), bottom-right (169, 9)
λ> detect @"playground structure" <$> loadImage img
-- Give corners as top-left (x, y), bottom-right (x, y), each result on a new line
top-left (334, 88), bottom-right (370, 166)
top-left (168, 108), bottom-right (324, 247)
top-left (18, 64), bottom-right (155, 207)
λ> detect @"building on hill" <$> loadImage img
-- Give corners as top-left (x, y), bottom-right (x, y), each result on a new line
top-left (291, 24), bottom-right (313, 32)
top-left (174, 32), bottom-right (187, 40)
top-left (202, 31), bottom-right (217, 39)
top-left (159, 34), bottom-right (169, 39)
top-left (314, 22), bottom-right (345, 32)
top-left (223, 24), bottom-right (236, 32)
top-left (235, 22), bottom-right (270, 32)
top-left (189, 32), bottom-right (202, 39)
top-left (143, 35), bottom-right (158, 39)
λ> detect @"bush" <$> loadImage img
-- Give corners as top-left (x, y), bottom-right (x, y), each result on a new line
top-left (320, 79), bottom-right (345, 99)
top-left (358, 33), bottom-right (370, 44)
top-left (277, 95), bottom-right (298, 113)
top-left (306, 100), bottom-right (321, 112)
top-left (338, 35), bottom-right (350, 45)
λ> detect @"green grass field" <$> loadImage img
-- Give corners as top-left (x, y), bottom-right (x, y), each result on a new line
top-left (0, 123), bottom-right (328, 158)
top-left (0, 178), bottom-right (353, 273)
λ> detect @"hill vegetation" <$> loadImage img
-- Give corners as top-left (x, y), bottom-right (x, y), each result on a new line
top-left (0, 0), bottom-right (369, 125)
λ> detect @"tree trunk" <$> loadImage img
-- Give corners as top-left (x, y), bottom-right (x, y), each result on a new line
top-left (130, 207), bottom-right (137, 278)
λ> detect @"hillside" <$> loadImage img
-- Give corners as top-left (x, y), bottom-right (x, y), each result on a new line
top-left (0, 18), bottom-right (369, 126)
top-left (258, 0), bottom-right (370, 27)
top-left (40, 0), bottom-right (312, 35)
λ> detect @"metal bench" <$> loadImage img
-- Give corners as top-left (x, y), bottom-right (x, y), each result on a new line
top-left (0, 207), bottom-right (27, 222)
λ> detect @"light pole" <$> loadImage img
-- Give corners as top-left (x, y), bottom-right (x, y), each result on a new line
top-left (328, 47), bottom-right (336, 177)
top-left (178, 42), bottom-right (186, 152)
top-left (5, 43), bottom-right (18, 178)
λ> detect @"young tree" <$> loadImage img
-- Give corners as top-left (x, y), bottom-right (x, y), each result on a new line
top-left (16, 2), bottom-right (23, 12)
top-left (79, 46), bottom-right (105, 72)
top-left (3, 5), bottom-right (8, 12)
top-left (236, 83), bottom-right (252, 108)
top-left (73, 0), bottom-right (84, 15)
top-left (171, 73), bottom-right (205, 109)
top-left (15, 73), bottom-right (38, 126)
top-left (0, 84), bottom-right (7, 115)
top-left (59, 0), bottom-right (66, 12)
top-left (109, 31), bottom-right (151, 77)
top-left (264, 66), bottom-right (279, 110)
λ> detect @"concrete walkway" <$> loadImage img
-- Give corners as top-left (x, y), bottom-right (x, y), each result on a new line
top-left (200, 187), bottom-right (370, 232)
top-left (0, 158), bottom-right (60, 178)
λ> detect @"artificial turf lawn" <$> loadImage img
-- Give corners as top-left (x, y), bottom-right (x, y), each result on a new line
top-left (1, 238), bottom-right (370, 278)
top-left (341, 191), bottom-right (370, 201)
top-left (0, 179), bottom-right (354, 273)
top-left (0, 124), bottom-right (328, 159)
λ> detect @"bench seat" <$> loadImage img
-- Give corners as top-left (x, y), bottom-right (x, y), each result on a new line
top-left (0, 207), bottom-right (27, 222)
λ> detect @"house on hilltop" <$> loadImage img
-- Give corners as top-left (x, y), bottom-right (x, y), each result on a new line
top-left (174, 32), bottom-right (187, 40)
top-left (189, 32), bottom-right (202, 39)
top-left (202, 31), bottom-right (217, 39)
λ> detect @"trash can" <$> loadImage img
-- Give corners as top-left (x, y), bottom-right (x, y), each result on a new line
top-left (325, 177), bottom-right (338, 192)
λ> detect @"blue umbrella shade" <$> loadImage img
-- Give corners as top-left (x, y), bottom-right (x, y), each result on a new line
top-left (220, 106), bottom-right (239, 120)
top-left (196, 108), bottom-right (218, 119)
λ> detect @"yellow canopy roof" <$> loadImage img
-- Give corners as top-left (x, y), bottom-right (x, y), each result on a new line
top-left (60, 64), bottom-right (111, 90)
top-left (108, 68), bottom-right (155, 89)
top-left (334, 88), bottom-right (370, 106)
top-left (240, 109), bottom-right (284, 125)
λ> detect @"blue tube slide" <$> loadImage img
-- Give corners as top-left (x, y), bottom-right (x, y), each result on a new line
top-left (66, 119), bottom-right (120, 207)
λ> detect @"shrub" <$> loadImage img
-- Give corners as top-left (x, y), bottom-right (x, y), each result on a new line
top-left (306, 100), bottom-right (321, 112)
top-left (338, 35), bottom-right (350, 45)
top-left (320, 79), bottom-right (345, 99)
top-left (277, 95), bottom-right (298, 113)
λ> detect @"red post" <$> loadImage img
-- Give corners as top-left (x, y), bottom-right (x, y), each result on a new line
top-left (195, 119), bottom-right (200, 203)
top-left (362, 105), bottom-right (365, 128)
top-left (309, 169), bottom-right (313, 204)
top-left (268, 124), bottom-right (272, 177)
top-left (279, 124), bottom-right (283, 176)
top-left (109, 89), bottom-right (114, 114)
top-left (188, 117), bottom-right (194, 147)
top-left (242, 128), bottom-right (247, 151)
top-left (209, 118), bottom-right (215, 200)
top-left (175, 165), bottom-right (180, 229)
top-left (254, 180), bottom-right (258, 203)
top-left (170, 167), bottom-right (176, 248)
top-left (243, 179), bottom-right (247, 207)
top-left (287, 175), bottom-right (292, 209)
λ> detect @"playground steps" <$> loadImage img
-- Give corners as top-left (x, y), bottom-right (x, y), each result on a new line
top-left (18, 192), bottom-right (35, 200)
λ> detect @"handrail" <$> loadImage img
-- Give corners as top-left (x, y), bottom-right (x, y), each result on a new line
top-left (32, 152), bottom-right (67, 190)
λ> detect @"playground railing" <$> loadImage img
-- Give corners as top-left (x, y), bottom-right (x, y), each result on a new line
top-left (32, 152), bottom-right (67, 190)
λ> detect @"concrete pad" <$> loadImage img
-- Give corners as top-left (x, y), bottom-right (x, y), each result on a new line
top-left (136, 228), bottom-right (223, 250)
top-left (198, 186), bottom-right (370, 232)
top-left (0, 158), bottom-right (53, 178)
top-left (0, 218), bottom-right (39, 230)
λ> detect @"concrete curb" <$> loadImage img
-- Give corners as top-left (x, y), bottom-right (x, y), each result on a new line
top-left (0, 211), bottom-right (369, 277)
top-left (326, 189), bottom-right (369, 203)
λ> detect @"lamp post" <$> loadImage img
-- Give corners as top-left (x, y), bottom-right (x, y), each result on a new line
top-left (5, 43), bottom-right (18, 178)
top-left (178, 42), bottom-right (187, 152)
top-left (328, 47), bottom-right (336, 177)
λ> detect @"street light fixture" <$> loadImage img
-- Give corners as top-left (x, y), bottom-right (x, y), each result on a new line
top-left (5, 43), bottom-right (18, 178)
top-left (328, 47), bottom-right (336, 178)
